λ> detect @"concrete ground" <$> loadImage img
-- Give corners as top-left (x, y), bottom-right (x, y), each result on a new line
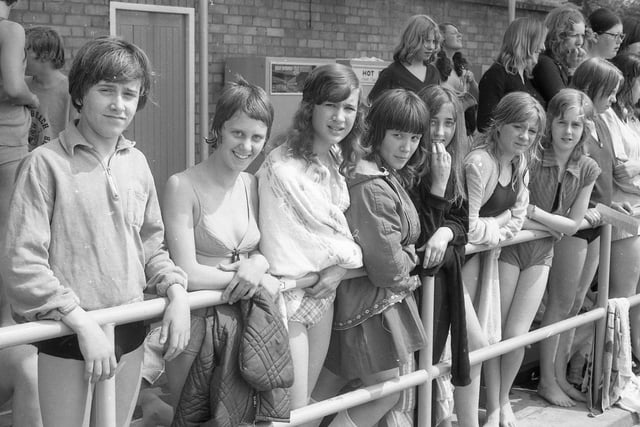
top-left (453, 386), bottom-right (640, 427)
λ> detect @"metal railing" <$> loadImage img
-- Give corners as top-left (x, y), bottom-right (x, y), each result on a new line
top-left (0, 223), bottom-right (630, 427)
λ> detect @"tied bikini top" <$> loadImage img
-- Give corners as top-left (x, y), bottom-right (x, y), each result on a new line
top-left (189, 171), bottom-right (261, 263)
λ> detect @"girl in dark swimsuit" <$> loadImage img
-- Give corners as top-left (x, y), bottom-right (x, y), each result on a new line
top-left (462, 91), bottom-right (546, 427)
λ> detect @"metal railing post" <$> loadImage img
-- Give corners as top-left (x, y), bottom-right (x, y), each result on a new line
top-left (592, 224), bottom-right (612, 408)
top-left (418, 276), bottom-right (435, 427)
top-left (95, 323), bottom-right (117, 427)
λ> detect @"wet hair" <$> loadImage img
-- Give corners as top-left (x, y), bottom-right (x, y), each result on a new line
top-left (206, 76), bottom-right (274, 149)
top-left (620, 18), bottom-right (640, 53)
top-left (358, 88), bottom-right (428, 188)
top-left (68, 36), bottom-right (152, 112)
top-left (496, 17), bottom-right (547, 76)
top-left (283, 63), bottom-right (366, 176)
top-left (393, 14), bottom-right (442, 64)
top-left (544, 5), bottom-right (586, 66)
top-left (542, 88), bottom-right (594, 161)
top-left (571, 57), bottom-right (623, 104)
top-left (25, 26), bottom-right (65, 69)
top-left (474, 92), bottom-right (546, 190)
top-left (588, 8), bottom-right (622, 35)
top-left (416, 85), bottom-right (468, 201)
top-left (610, 53), bottom-right (640, 121)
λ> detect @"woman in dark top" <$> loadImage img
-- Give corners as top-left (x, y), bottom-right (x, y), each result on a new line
top-left (532, 5), bottom-right (587, 103)
top-left (368, 14), bottom-right (441, 102)
top-left (477, 17), bottom-right (546, 132)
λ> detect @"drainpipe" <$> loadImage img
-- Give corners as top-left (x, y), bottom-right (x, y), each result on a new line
top-left (200, 0), bottom-right (209, 161)
top-left (508, 0), bottom-right (516, 22)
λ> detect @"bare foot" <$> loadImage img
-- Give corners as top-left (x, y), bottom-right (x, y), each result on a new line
top-left (483, 410), bottom-right (500, 427)
top-left (499, 401), bottom-right (517, 427)
top-left (558, 380), bottom-right (587, 403)
top-left (537, 380), bottom-right (575, 407)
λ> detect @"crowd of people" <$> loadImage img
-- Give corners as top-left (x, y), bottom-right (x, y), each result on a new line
top-left (1, 0), bottom-right (640, 426)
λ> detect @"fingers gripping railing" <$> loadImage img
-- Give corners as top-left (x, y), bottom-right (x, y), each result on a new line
top-left (0, 224), bottom-right (621, 427)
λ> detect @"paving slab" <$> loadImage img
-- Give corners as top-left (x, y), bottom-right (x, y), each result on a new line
top-left (507, 387), bottom-right (639, 427)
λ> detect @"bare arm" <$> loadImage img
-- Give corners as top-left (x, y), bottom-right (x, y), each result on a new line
top-left (0, 21), bottom-right (38, 107)
top-left (526, 183), bottom-right (595, 236)
top-left (162, 174), bottom-right (236, 291)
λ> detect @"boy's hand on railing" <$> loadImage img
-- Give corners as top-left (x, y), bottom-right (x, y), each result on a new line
top-left (306, 265), bottom-right (347, 299)
top-left (161, 284), bottom-right (190, 361)
top-left (64, 307), bottom-right (117, 383)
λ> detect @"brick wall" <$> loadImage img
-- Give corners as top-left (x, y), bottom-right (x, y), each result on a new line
top-left (13, 0), bottom-right (558, 161)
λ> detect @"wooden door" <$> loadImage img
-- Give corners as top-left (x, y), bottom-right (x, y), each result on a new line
top-left (111, 4), bottom-right (194, 202)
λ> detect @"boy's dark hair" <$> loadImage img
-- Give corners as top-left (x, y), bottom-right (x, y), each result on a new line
top-left (68, 36), bottom-right (152, 112)
top-left (25, 26), bottom-right (65, 69)
top-left (207, 76), bottom-right (274, 148)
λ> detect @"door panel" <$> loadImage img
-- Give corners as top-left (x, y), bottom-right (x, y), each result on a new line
top-left (116, 10), bottom-right (188, 202)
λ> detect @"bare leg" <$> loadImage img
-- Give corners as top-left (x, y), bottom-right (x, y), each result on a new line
top-left (308, 368), bottom-right (348, 427)
top-left (462, 254), bottom-right (481, 303)
top-left (307, 305), bottom-right (334, 398)
top-left (553, 243), bottom-right (598, 404)
top-left (311, 367), bottom-right (348, 401)
top-left (0, 345), bottom-right (43, 427)
top-left (335, 368), bottom-right (401, 427)
top-left (537, 236), bottom-right (591, 407)
top-left (455, 292), bottom-right (487, 427)
top-left (497, 264), bottom-right (548, 427)
top-left (288, 321), bottom-right (311, 410)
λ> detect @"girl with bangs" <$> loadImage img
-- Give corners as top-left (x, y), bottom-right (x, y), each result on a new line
top-left (477, 18), bottom-right (547, 132)
top-left (368, 14), bottom-right (442, 102)
top-left (533, 5), bottom-right (588, 103)
top-left (317, 88), bottom-right (428, 426)
top-left (495, 90), bottom-right (600, 416)
top-left (462, 92), bottom-right (545, 425)
top-left (257, 63), bottom-right (364, 413)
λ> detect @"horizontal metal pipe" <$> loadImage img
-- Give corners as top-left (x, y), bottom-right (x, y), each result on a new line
top-left (272, 370), bottom-right (431, 426)
top-left (0, 290), bottom-right (225, 349)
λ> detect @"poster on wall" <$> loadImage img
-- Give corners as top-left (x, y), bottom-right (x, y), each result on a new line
top-left (271, 63), bottom-right (316, 94)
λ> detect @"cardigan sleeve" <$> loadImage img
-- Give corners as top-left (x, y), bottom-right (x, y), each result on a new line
top-left (464, 153), bottom-right (501, 246)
